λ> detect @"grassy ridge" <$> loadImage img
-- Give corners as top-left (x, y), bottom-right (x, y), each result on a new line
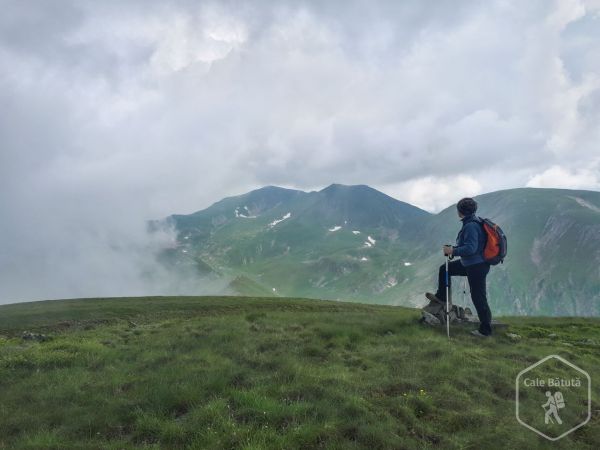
top-left (0, 296), bottom-right (599, 449)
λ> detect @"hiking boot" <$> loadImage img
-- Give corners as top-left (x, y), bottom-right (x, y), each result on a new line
top-left (470, 329), bottom-right (490, 338)
top-left (425, 292), bottom-right (444, 304)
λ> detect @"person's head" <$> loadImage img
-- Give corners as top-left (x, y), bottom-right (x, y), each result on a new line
top-left (456, 197), bottom-right (478, 218)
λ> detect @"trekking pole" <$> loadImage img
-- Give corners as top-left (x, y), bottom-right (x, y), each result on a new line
top-left (445, 255), bottom-right (450, 339)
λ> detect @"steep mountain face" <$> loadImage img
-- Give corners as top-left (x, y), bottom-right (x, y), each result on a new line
top-left (153, 185), bottom-right (600, 316)
top-left (486, 188), bottom-right (600, 316)
top-left (399, 188), bottom-right (600, 316)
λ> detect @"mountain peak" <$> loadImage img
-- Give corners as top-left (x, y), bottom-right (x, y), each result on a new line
top-left (300, 183), bottom-right (430, 228)
top-left (246, 185), bottom-right (304, 195)
top-left (319, 183), bottom-right (371, 194)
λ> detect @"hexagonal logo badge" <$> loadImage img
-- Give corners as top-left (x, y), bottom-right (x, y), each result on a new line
top-left (516, 355), bottom-right (591, 441)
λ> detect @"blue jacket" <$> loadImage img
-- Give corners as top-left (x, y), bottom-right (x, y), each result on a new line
top-left (452, 213), bottom-right (487, 266)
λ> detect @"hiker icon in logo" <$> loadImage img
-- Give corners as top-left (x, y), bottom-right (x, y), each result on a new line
top-left (542, 391), bottom-right (565, 425)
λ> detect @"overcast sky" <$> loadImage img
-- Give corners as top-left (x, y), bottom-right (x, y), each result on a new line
top-left (1, 0), bottom-right (600, 303)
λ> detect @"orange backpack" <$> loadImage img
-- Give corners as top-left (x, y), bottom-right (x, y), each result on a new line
top-left (479, 217), bottom-right (507, 265)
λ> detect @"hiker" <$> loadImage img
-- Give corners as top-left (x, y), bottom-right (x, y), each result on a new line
top-left (425, 198), bottom-right (493, 337)
top-left (542, 391), bottom-right (563, 424)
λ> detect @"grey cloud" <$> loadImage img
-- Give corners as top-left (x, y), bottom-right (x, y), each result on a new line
top-left (1, 0), bottom-right (599, 302)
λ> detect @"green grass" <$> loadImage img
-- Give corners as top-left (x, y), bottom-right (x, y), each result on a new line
top-left (0, 296), bottom-right (599, 449)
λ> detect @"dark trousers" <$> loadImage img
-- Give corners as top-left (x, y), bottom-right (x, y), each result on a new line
top-left (435, 260), bottom-right (493, 335)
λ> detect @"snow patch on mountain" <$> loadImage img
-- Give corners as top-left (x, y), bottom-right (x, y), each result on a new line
top-left (268, 212), bottom-right (291, 228)
top-left (569, 196), bottom-right (600, 213)
top-left (235, 207), bottom-right (257, 218)
top-left (404, 262), bottom-right (412, 266)
top-left (352, 230), bottom-right (361, 235)
top-left (364, 235), bottom-right (376, 247)
top-left (328, 226), bottom-right (342, 232)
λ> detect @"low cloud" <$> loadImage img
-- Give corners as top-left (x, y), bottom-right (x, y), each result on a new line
top-left (526, 160), bottom-right (600, 190)
top-left (374, 175), bottom-right (483, 213)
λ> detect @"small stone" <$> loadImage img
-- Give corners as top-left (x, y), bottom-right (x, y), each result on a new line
top-left (21, 331), bottom-right (51, 342)
top-left (421, 311), bottom-right (441, 326)
top-left (506, 333), bottom-right (521, 340)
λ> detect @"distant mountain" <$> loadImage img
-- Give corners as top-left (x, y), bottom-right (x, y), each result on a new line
top-left (295, 183), bottom-right (430, 229)
top-left (152, 184), bottom-right (600, 316)
top-left (167, 183), bottom-right (428, 232)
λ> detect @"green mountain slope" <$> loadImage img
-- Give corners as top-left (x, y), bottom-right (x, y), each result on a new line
top-left (403, 188), bottom-right (600, 315)
top-left (226, 275), bottom-right (277, 297)
top-left (155, 185), bottom-right (600, 316)
top-left (0, 296), bottom-right (598, 449)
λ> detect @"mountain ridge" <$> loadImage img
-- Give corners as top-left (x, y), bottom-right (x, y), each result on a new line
top-left (152, 184), bottom-right (600, 316)
top-left (169, 184), bottom-right (600, 219)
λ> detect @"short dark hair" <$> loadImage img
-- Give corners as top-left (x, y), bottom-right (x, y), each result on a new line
top-left (457, 197), bottom-right (478, 215)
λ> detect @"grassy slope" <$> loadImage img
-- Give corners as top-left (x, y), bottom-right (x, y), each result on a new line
top-left (403, 188), bottom-right (600, 315)
top-left (0, 296), bottom-right (599, 449)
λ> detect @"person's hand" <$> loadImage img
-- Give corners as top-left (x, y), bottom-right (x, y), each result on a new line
top-left (443, 245), bottom-right (453, 256)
